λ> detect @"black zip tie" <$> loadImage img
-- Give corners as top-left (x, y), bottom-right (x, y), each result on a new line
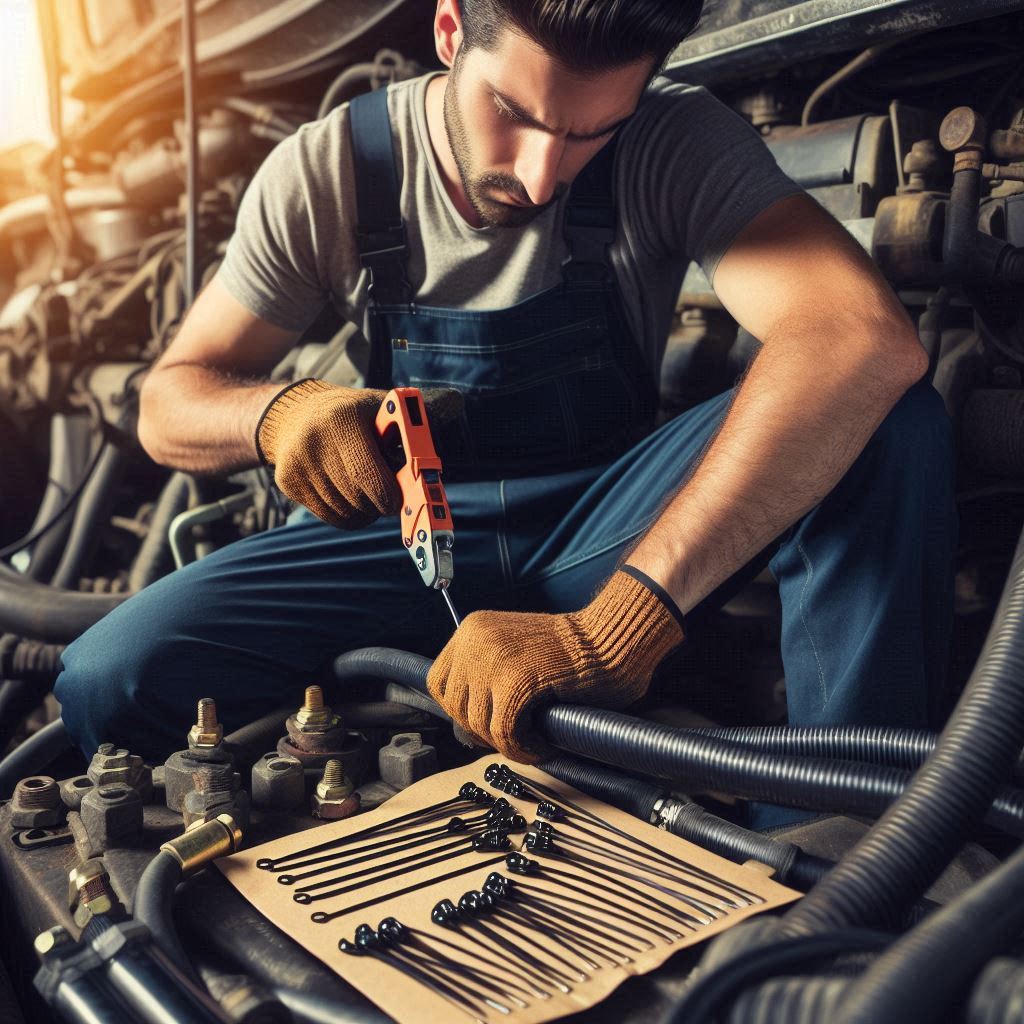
top-left (295, 830), bottom-right (512, 905)
top-left (509, 848), bottom-right (706, 929)
top-left (540, 823), bottom-right (738, 912)
top-left (257, 782), bottom-right (495, 870)
top-left (310, 853), bottom-right (508, 924)
top-left (279, 810), bottom-right (524, 886)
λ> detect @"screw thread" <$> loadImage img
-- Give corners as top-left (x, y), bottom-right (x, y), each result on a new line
top-left (193, 766), bottom-right (233, 794)
top-left (197, 698), bottom-right (218, 730)
top-left (321, 760), bottom-right (345, 787)
top-left (16, 777), bottom-right (58, 808)
top-left (79, 876), bottom-right (108, 904)
top-left (303, 686), bottom-right (324, 712)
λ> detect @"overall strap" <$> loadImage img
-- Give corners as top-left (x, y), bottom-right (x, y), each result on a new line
top-left (563, 136), bottom-right (619, 280)
top-left (349, 86), bottom-right (410, 305)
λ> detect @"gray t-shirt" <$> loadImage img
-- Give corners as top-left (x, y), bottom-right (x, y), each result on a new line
top-left (218, 72), bottom-right (804, 376)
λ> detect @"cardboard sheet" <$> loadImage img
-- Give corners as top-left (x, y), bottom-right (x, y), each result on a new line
top-left (218, 757), bottom-right (799, 1023)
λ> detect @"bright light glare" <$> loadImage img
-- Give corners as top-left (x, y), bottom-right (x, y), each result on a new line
top-left (0, 0), bottom-right (51, 149)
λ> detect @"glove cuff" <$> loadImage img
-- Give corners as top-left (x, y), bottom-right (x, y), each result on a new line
top-left (618, 564), bottom-right (687, 634)
top-left (255, 378), bottom-right (331, 466)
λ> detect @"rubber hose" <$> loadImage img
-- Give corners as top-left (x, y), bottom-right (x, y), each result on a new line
top-left (835, 841), bottom-right (1024, 1023)
top-left (129, 473), bottom-right (192, 592)
top-left (383, 681), bottom-right (451, 721)
top-left (317, 63), bottom-right (376, 118)
top-left (658, 797), bottom-right (833, 891)
top-left (781, 522), bottom-right (1024, 936)
top-left (725, 976), bottom-right (849, 1024)
top-left (329, 646), bottom-right (1024, 837)
top-left (221, 707), bottom-right (290, 768)
top-left (0, 564), bottom-right (128, 642)
top-left (539, 754), bottom-right (665, 820)
top-left (966, 958), bottom-right (1024, 1024)
top-left (0, 718), bottom-right (70, 799)
top-left (541, 706), bottom-right (1024, 837)
top-left (50, 444), bottom-right (124, 590)
top-left (943, 166), bottom-right (982, 284)
top-left (133, 849), bottom-right (197, 980)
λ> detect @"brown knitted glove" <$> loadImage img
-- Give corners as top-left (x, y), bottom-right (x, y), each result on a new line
top-left (256, 379), bottom-right (401, 528)
top-left (427, 568), bottom-right (685, 763)
top-left (258, 380), bottom-right (464, 528)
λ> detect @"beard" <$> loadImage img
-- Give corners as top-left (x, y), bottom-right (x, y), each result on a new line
top-left (443, 57), bottom-right (565, 229)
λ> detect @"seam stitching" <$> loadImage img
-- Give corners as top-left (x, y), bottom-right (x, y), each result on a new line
top-left (797, 540), bottom-right (828, 708)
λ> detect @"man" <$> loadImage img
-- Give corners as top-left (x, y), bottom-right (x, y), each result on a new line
top-left (55, 0), bottom-right (954, 828)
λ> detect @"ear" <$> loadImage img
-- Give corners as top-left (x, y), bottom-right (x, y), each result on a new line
top-left (434, 0), bottom-right (464, 69)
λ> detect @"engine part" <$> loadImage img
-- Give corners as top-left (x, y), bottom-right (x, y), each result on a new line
top-left (59, 775), bottom-right (95, 812)
top-left (80, 783), bottom-right (144, 851)
top-left (33, 926), bottom-right (130, 1024)
top-left (165, 699), bottom-right (234, 812)
top-left (182, 762), bottom-right (249, 830)
top-left (311, 760), bottom-right (359, 821)
top-left (87, 742), bottom-right (153, 800)
top-left (189, 697), bottom-right (224, 750)
top-left (10, 776), bottom-right (64, 830)
top-left (872, 191), bottom-right (947, 286)
top-left (378, 732), bottom-right (437, 790)
top-left (285, 685), bottom-right (344, 751)
top-left (67, 858), bottom-right (119, 929)
top-left (250, 752), bottom-right (305, 810)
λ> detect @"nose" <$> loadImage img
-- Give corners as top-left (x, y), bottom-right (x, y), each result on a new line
top-left (513, 131), bottom-right (565, 206)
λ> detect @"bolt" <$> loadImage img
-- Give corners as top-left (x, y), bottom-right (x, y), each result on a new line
top-left (34, 927), bottom-right (71, 958)
top-left (291, 685), bottom-right (339, 733)
top-left (316, 760), bottom-right (353, 800)
top-left (303, 686), bottom-right (324, 712)
top-left (188, 696), bottom-right (223, 748)
top-left (14, 776), bottom-right (59, 809)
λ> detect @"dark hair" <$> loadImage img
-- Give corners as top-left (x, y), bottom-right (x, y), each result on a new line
top-left (458, 0), bottom-right (703, 73)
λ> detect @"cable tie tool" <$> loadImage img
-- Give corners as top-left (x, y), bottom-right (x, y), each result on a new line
top-left (375, 387), bottom-right (461, 627)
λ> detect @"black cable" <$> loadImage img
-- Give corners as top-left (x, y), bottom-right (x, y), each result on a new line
top-left (666, 928), bottom-right (891, 1024)
top-left (0, 430), bottom-right (108, 561)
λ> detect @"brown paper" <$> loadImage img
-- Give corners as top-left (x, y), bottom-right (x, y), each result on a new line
top-left (218, 756), bottom-right (800, 1023)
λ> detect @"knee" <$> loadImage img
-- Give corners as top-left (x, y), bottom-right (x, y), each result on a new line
top-left (870, 380), bottom-right (952, 475)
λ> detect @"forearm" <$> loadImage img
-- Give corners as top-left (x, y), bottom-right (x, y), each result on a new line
top-left (626, 320), bottom-right (927, 614)
top-left (138, 363), bottom-right (283, 474)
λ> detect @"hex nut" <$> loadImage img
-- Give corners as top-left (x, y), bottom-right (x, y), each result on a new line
top-left (182, 788), bottom-right (250, 830)
top-left (11, 776), bottom-right (63, 829)
top-left (164, 748), bottom-right (231, 813)
top-left (35, 926), bottom-right (72, 958)
top-left (251, 753), bottom-right (305, 810)
top-left (87, 744), bottom-right (152, 802)
top-left (311, 791), bottom-right (361, 820)
top-left (67, 858), bottom-right (115, 926)
top-left (60, 775), bottom-right (95, 812)
top-left (80, 784), bottom-right (143, 851)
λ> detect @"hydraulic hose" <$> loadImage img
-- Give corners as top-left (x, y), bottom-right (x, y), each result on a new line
top-left (0, 718), bottom-right (70, 799)
top-left (0, 563), bottom-right (128, 643)
top-left (966, 958), bottom-right (1024, 1024)
top-left (834, 841), bottom-right (1024, 1023)
top-left (539, 754), bottom-right (665, 820)
top-left (330, 646), bottom-right (1024, 837)
top-left (134, 849), bottom-right (194, 978)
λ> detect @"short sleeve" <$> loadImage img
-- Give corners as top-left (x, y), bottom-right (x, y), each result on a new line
top-left (618, 81), bottom-right (806, 287)
top-left (217, 127), bottom-right (330, 333)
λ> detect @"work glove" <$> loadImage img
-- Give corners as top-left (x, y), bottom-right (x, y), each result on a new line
top-left (256, 379), bottom-right (460, 529)
top-left (427, 568), bottom-right (685, 763)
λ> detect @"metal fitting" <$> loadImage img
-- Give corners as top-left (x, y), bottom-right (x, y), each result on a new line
top-left (311, 760), bottom-right (360, 820)
top-left (251, 753), bottom-right (305, 810)
top-left (940, 106), bottom-right (987, 154)
top-left (87, 744), bottom-right (152, 801)
top-left (182, 787), bottom-right (250, 830)
top-left (163, 747), bottom-right (232, 813)
top-left (35, 926), bottom-right (73, 958)
top-left (285, 685), bottom-right (347, 754)
top-left (60, 775), bottom-right (95, 812)
top-left (11, 776), bottom-right (63, 829)
top-left (160, 813), bottom-right (243, 874)
top-left (188, 697), bottom-right (224, 749)
top-left (378, 733), bottom-right (437, 790)
top-left (80, 784), bottom-right (143, 851)
top-left (67, 858), bottom-right (115, 928)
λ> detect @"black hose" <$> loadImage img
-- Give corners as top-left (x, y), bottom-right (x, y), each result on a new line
top-left (966, 958), bottom-right (1024, 1024)
top-left (943, 165), bottom-right (982, 285)
top-left (0, 564), bottom-right (128, 642)
top-left (781, 522), bottom-right (1024, 936)
top-left (834, 841), bottom-right (1024, 1023)
top-left (540, 754), bottom-right (665, 820)
top-left (51, 444), bottom-right (125, 590)
top-left (0, 718), bottom-right (70, 798)
top-left (134, 849), bottom-right (195, 978)
top-left (129, 473), bottom-right (191, 592)
top-left (333, 647), bottom-right (434, 693)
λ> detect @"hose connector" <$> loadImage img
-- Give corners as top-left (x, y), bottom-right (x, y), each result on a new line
top-left (159, 812), bottom-right (242, 874)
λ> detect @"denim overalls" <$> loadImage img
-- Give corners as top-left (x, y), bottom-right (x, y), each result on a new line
top-left (57, 83), bottom-right (957, 831)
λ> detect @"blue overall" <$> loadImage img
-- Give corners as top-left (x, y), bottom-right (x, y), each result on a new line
top-left (56, 87), bottom-right (957, 830)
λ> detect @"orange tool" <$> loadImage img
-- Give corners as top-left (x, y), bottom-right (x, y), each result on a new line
top-left (375, 387), bottom-right (460, 627)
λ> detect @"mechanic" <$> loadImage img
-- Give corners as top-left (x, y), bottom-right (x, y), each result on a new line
top-left (54, 0), bottom-right (955, 829)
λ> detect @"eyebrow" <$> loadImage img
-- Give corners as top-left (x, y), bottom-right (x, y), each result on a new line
top-left (490, 86), bottom-right (633, 141)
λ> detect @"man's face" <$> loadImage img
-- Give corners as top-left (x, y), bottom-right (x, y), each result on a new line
top-left (442, 26), bottom-right (654, 228)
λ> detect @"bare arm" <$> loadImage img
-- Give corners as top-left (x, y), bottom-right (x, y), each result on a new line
top-left (138, 276), bottom-right (302, 474)
top-left (626, 194), bottom-right (929, 613)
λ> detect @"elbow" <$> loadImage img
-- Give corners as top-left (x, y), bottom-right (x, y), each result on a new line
top-left (137, 371), bottom-right (169, 466)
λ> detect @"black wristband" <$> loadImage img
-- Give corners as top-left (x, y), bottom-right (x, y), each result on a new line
top-left (620, 564), bottom-right (687, 634)
top-left (254, 377), bottom-right (317, 467)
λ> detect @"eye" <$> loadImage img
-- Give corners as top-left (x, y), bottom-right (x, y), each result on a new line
top-left (492, 95), bottom-right (523, 124)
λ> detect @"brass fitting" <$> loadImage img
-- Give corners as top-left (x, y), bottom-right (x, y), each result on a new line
top-left (312, 760), bottom-right (359, 820)
top-left (67, 858), bottom-right (114, 928)
top-left (188, 697), bottom-right (224, 749)
top-left (160, 812), bottom-right (243, 874)
top-left (35, 926), bottom-right (72, 958)
top-left (292, 685), bottom-right (339, 731)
